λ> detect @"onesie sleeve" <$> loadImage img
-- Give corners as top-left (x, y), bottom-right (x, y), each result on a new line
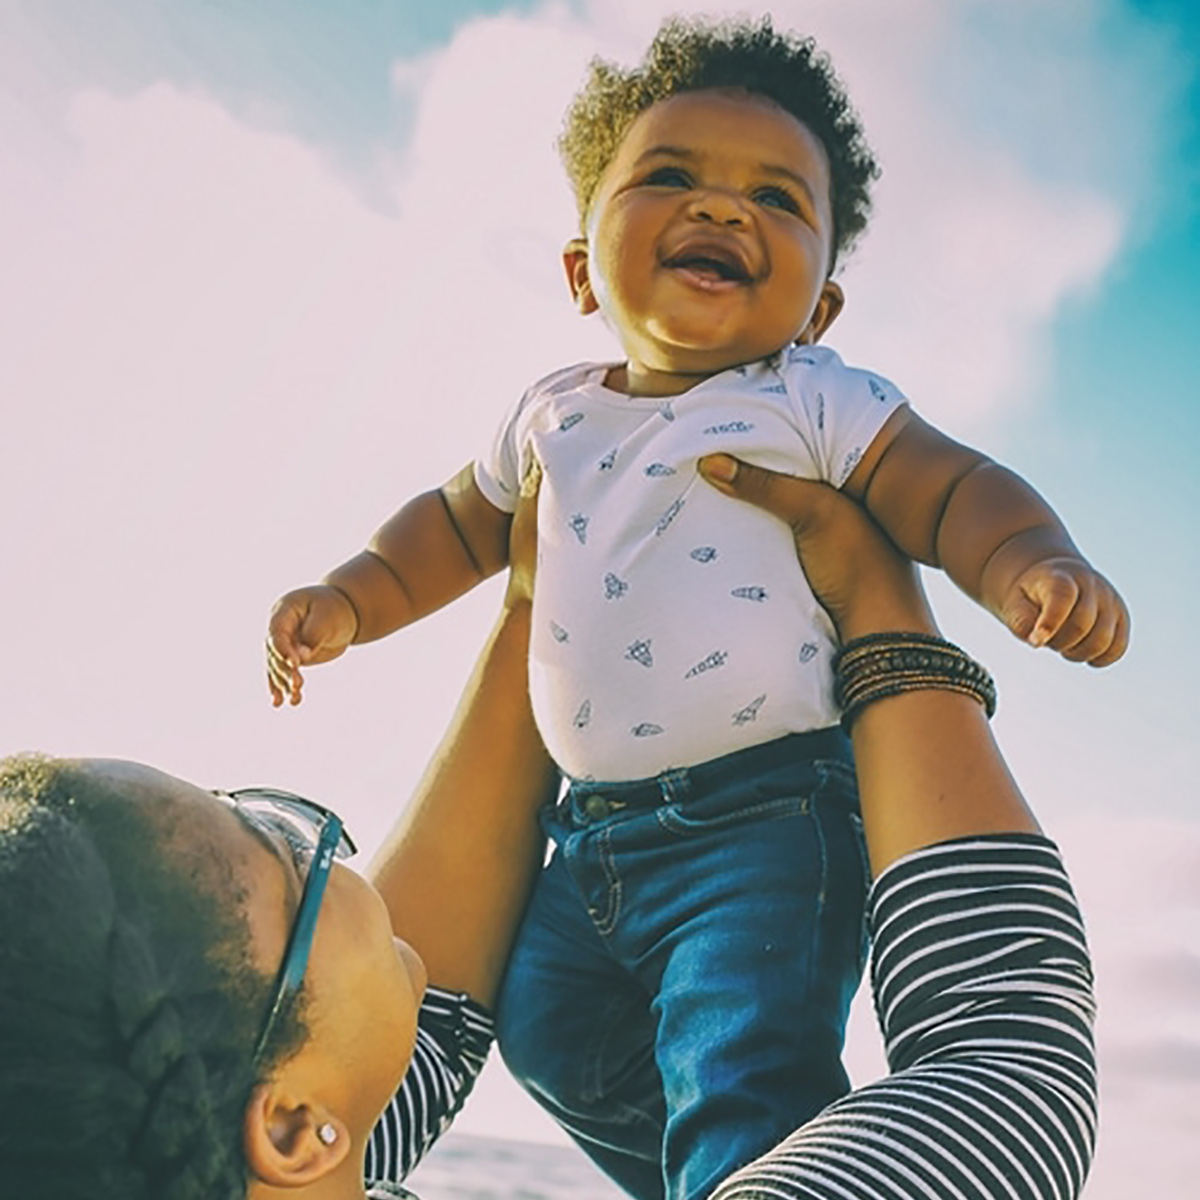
top-left (781, 345), bottom-right (907, 487)
top-left (473, 389), bottom-right (528, 515)
top-left (363, 985), bottom-right (495, 1187)
top-left (473, 362), bottom-right (603, 512)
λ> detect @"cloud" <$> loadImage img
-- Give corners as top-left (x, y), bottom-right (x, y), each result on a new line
top-left (1, 0), bottom-right (1196, 1184)
top-left (574, 0), bottom-right (1135, 428)
top-left (0, 0), bottom-right (1170, 794)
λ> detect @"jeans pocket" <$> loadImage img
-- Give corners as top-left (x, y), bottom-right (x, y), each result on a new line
top-left (812, 757), bottom-right (859, 803)
top-left (656, 782), bottom-right (812, 838)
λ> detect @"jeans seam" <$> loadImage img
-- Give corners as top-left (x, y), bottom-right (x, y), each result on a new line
top-left (812, 785), bottom-right (829, 908)
top-left (592, 823), bottom-right (622, 937)
top-left (655, 791), bottom-right (810, 836)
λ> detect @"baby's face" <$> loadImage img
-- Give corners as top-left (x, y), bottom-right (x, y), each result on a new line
top-left (566, 88), bottom-right (841, 396)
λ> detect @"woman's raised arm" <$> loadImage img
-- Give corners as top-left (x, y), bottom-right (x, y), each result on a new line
top-left (698, 453), bottom-right (1039, 875)
top-left (698, 454), bottom-right (1096, 1200)
top-left (367, 598), bottom-right (557, 1008)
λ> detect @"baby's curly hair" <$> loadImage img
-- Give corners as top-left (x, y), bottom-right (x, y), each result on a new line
top-left (559, 16), bottom-right (879, 269)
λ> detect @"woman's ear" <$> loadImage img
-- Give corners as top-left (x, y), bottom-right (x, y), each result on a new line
top-left (562, 237), bottom-right (599, 315)
top-left (243, 1081), bottom-right (350, 1188)
top-left (798, 279), bottom-right (845, 344)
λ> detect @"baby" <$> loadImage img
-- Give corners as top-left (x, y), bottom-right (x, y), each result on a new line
top-left (267, 18), bottom-right (1127, 1200)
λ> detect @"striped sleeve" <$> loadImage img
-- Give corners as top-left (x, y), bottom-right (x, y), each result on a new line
top-left (363, 985), bottom-right (495, 1187)
top-left (711, 833), bottom-right (1098, 1200)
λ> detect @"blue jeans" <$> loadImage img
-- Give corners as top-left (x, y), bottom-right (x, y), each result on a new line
top-left (495, 730), bottom-right (869, 1200)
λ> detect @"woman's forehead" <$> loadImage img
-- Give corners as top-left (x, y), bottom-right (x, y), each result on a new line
top-left (77, 759), bottom-right (294, 947)
top-left (77, 760), bottom-right (239, 847)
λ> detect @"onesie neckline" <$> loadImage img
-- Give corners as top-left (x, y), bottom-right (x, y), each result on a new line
top-left (585, 357), bottom-right (774, 407)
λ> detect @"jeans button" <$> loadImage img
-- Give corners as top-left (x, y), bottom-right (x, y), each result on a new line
top-left (584, 794), bottom-right (610, 820)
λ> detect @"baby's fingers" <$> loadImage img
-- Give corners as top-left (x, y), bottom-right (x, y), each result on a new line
top-left (1057, 604), bottom-right (1112, 663)
top-left (1023, 568), bottom-right (1082, 648)
top-left (267, 609), bottom-right (303, 670)
top-left (267, 665), bottom-right (285, 708)
top-left (1087, 604), bottom-right (1131, 668)
top-left (266, 638), bottom-right (304, 707)
top-left (1061, 580), bottom-right (1130, 665)
top-left (1042, 584), bottom-right (1098, 654)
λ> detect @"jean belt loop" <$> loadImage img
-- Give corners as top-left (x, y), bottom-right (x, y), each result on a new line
top-left (660, 767), bottom-right (687, 806)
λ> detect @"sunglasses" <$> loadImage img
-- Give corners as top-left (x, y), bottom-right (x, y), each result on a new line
top-left (213, 788), bottom-right (358, 1063)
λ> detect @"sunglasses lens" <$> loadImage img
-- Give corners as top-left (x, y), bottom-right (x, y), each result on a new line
top-left (231, 791), bottom-right (356, 860)
top-left (219, 789), bottom-right (356, 861)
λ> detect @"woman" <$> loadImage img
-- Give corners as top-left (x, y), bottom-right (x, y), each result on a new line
top-left (0, 597), bottom-right (556, 1200)
top-left (699, 456), bottom-right (1096, 1200)
top-left (0, 457), bottom-right (1096, 1199)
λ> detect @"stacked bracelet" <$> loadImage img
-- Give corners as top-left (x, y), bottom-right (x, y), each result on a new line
top-left (833, 632), bottom-right (997, 729)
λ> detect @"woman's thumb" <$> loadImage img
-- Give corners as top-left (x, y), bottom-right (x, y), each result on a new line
top-left (697, 454), bottom-right (822, 529)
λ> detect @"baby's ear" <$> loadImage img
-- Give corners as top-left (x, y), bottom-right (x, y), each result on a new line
top-left (562, 238), bottom-right (599, 315)
top-left (798, 279), bottom-right (845, 344)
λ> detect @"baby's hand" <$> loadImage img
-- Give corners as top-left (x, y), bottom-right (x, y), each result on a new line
top-left (266, 585), bottom-right (360, 707)
top-left (999, 556), bottom-right (1129, 667)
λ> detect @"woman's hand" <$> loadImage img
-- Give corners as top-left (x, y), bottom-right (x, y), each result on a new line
top-left (697, 454), bottom-right (938, 641)
top-left (504, 456), bottom-right (542, 611)
top-left (698, 453), bottom-right (1039, 869)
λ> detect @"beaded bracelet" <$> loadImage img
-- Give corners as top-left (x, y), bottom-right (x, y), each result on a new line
top-left (832, 631), bottom-right (997, 729)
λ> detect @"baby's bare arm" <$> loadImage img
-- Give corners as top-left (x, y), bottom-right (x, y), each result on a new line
top-left (844, 408), bottom-right (1129, 665)
top-left (266, 466), bottom-right (511, 704)
top-left (328, 465), bottom-right (511, 643)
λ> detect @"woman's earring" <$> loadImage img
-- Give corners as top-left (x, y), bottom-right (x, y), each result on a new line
top-left (318, 1123), bottom-right (338, 1146)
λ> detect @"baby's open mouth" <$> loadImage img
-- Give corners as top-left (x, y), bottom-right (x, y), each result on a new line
top-left (662, 246), bottom-right (753, 284)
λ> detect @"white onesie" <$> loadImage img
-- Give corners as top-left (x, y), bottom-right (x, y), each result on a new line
top-left (474, 344), bottom-right (904, 782)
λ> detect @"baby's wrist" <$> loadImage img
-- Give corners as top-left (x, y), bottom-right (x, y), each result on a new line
top-left (980, 528), bottom-right (1081, 603)
top-left (323, 583), bottom-right (363, 643)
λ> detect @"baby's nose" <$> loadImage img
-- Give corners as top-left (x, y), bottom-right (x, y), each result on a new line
top-left (689, 190), bottom-right (747, 226)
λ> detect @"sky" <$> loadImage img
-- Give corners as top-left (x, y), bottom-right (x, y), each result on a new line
top-left (1, 1), bottom-right (1197, 1195)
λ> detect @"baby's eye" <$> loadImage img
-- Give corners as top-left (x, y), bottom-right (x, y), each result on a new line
top-left (643, 166), bottom-right (693, 189)
top-left (753, 186), bottom-right (802, 215)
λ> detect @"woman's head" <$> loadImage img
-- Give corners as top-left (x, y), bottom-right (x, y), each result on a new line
top-left (0, 756), bottom-right (423, 1199)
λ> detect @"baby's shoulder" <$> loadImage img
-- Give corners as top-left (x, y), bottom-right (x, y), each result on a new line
top-left (499, 359), bottom-right (621, 438)
top-left (524, 360), bottom-right (611, 403)
top-left (773, 344), bottom-right (903, 409)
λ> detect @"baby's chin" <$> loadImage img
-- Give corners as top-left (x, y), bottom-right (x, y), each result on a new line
top-left (640, 338), bottom-right (794, 376)
top-left (644, 319), bottom-right (801, 364)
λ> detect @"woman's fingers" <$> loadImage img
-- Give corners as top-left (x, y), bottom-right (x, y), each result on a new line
top-left (697, 453), bottom-right (936, 641)
top-left (505, 456), bottom-right (542, 607)
top-left (698, 454), bottom-right (833, 536)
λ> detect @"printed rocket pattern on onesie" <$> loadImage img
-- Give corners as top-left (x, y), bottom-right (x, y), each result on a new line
top-left (474, 345), bottom-right (905, 782)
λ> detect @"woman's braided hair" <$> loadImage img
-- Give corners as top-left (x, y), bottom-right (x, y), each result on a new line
top-left (559, 15), bottom-right (880, 271)
top-left (0, 756), bottom-right (306, 1200)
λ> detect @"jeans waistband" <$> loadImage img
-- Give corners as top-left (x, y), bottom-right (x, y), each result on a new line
top-left (564, 728), bottom-right (852, 812)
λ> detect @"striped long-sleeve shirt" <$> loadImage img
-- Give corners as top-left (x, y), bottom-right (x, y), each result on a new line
top-left (711, 833), bottom-right (1098, 1200)
top-left (364, 984), bottom-right (494, 1199)
top-left (364, 833), bottom-right (1097, 1200)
